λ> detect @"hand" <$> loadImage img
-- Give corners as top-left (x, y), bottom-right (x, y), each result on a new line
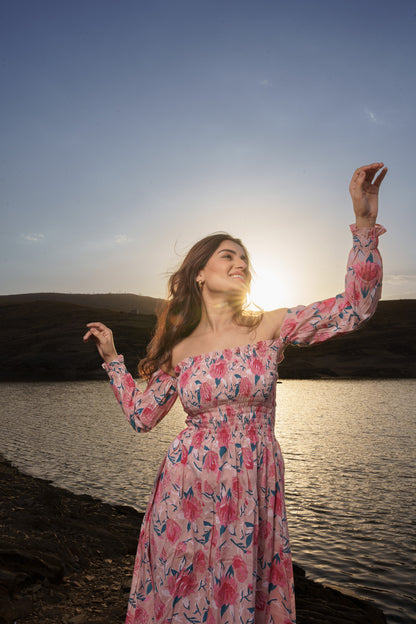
top-left (349, 162), bottom-right (387, 227)
top-left (83, 322), bottom-right (118, 363)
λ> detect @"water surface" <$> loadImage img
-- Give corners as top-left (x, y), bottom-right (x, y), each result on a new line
top-left (0, 379), bottom-right (414, 623)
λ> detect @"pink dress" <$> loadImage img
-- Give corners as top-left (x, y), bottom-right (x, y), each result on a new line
top-left (103, 225), bottom-right (385, 624)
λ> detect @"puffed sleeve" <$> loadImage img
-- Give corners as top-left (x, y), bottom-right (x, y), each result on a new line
top-left (102, 355), bottom-right (178, 432)
top-left (280, 224), bottom-right (386, 347)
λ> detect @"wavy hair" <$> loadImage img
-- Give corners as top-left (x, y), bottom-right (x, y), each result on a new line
top-left (138, 233), bottom-right (262, 378)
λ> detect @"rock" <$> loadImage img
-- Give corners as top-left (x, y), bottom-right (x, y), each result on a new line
top-left (0, 456), bottom-right (387, 624)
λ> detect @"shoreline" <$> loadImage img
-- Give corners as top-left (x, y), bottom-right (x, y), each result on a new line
top-left (0, 456), bottom-right (387, 624)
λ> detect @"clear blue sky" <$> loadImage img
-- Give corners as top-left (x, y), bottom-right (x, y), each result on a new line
top-left (1, 0), bottom-right (415, 309)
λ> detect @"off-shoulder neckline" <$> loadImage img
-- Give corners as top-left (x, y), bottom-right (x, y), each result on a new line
top-left (173, 337), bottom-right (283, 375)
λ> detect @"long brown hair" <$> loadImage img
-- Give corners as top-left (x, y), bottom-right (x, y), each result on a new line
top-left (138, 233), bottom-right (262, 378)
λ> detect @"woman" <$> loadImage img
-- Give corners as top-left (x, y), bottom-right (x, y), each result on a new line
top-left (84, 163), bottom-right (387, 624)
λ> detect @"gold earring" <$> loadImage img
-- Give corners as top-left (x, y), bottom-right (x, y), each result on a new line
top-left (198, 280), bottom-right (204, 289)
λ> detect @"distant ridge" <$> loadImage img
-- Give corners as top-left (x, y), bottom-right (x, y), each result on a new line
top-left (0, 292), bottom-right (165, 315)
top-left (0, 296), bottom-right (414, 380)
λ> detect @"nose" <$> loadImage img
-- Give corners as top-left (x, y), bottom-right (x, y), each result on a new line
top-left (235, 257), bottom-right (248, 272)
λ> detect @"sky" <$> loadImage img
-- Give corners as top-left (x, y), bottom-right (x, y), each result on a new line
top-left (1, 0), bottom-right (415, 309)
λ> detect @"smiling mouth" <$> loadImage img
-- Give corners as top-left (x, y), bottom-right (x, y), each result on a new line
top-left (230, 274), bottom-right (246, 282)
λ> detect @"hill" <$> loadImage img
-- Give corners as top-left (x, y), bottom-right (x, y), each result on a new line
top-left (0, 295), bottom-right (414, 381)
top-left (0, 292), bottom-right (164, 315)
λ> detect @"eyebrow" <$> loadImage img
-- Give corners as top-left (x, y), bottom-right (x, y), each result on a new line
top-left (218, 248), bottom-right (248, 261)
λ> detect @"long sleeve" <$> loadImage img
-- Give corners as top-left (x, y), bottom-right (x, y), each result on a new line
top-left (280, 224), bottom-right (386, 347)
top-left (102, 355), bottom-right (178, 432)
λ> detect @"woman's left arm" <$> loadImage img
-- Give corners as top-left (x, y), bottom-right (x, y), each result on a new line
top-left (280, 163), bottom-right (387, 347)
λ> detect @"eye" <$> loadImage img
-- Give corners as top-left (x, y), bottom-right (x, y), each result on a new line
top-left (221, 253), bottom-right (233, 260)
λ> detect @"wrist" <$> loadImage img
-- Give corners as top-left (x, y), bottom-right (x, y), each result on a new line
top-left (355, 217), bottom-right (376, 229)
top-left (103, 351), bottom-right (118, 364)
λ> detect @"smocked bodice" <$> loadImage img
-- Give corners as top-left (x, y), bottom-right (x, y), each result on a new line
top-left (174, 339), bottom-right (283, 432)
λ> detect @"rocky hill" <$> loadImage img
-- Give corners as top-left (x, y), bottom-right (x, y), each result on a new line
top-left (0, 294), bottom-right (414, 381)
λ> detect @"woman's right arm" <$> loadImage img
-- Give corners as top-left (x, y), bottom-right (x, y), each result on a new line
top-left (83, 323), bottom-right (178, 432)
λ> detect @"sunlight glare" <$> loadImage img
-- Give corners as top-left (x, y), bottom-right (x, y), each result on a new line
top-left (249, 266), bottom-right (295, 311)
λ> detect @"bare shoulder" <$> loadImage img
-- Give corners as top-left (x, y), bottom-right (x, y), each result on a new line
top-left (260, 308), bottom-right (288, 339)
top-left (170, 335), bottom-right (196, 371)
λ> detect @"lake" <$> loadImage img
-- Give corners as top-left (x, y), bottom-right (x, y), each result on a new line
top-left (0, 378), bottom-right (414, 623)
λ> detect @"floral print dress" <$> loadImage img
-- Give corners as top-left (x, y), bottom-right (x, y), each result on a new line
top-left (103, 225), bottom-right (385, 624)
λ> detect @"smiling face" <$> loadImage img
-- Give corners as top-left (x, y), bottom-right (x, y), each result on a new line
top-left (197, 239), bottom-right (251, 297)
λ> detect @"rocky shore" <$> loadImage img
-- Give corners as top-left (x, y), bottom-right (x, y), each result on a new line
top-left (0, 456), bottom-right (387, 624)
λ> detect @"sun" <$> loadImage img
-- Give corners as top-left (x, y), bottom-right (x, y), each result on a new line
top-left (249, 267), bottom-right (294, 311)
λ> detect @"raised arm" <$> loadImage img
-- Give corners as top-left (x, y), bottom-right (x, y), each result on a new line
top-left (83, 322), bottom-right (177, 432)
top-left (280, 224), bottom-right (385, 346)
top-left (280, 163), bottom-right (387, 347)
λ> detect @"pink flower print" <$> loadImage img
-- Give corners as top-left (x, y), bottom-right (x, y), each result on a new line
top-left (133, 607), bottom-right (150, 624)
top-left (242, 447), bottom-right (254, 469)
top-left (140, 406), bottom-right (155, 426)
top-left (166, 518), bottom-right (181, 543)
top-left (225, 405), bottom-right (236, 424)
top-left (194, 550), bottom-right (207, 574)
top-left (239, 376), bottom-right (252, 397)
top-left (207, 611), bottom-right (216, 624)
top-left (180, 366), bottom-right (193, 387)
top-left (200, 381), bottom-right (212, 402)
top-left (255, 590), bottom-right (267, 611)
top-left (209, 359), bottom-right (228, 378)
top-left (194, 479), bottom-right (202, 495)
top-left (232, 555), bottom-right (248, 582)
top-left (224, 348), bottom-right (233, 361)
top-left (216, 497), bottom-right (238, 525)
top-left (204, 450), bottom-right (219, 472)
top-left (173, 570), bottom-right (197, 597)
top-left (247, 421), bottom-right (258, 444)
top-left (183, 497), bottom-right (203, 521)
top-left (193, 355), bottom-right (202, 366)
top-left (274, 492), bottom-right (283, 516)
top-left (123, 374), bottom-right (136, 391)
top-left (263, 521), bottom-right (272, 539)
top-left (353, 261), bottom-right (381, 283)
top-left (231, 475), bottom-right (242, 499)
top-left (282, 317), bottom-right (298, 340)
top-left (174, 541), bottom-right (187, 557)
top-left (180, 444), bottom-right (188, 464)
top-left (167, 574), bottom-right (176, 595)
top-left (270, 561), bottom-right (286, 587)
top-left (154, 594), bottom-right (165, 620)
top-left (259, 340), bottom-right (270, 356)
top-left (213, 576), bottom-right (238, 606)
top-left (203, 479), bottom-right (214, 496)
top-left (315, 297), bottom-right (336, 316)
top-left (192, 429), bottom-right (205, 449)
top-left (218, 423), bottom-right (231, 447)
top-left (346, 281), bottom-right (362, 306)
top-left (250, 357), bottom-right (265, 376)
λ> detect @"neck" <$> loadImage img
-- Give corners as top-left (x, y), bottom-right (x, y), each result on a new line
top-left (198, 292), bottom-right (242, 334)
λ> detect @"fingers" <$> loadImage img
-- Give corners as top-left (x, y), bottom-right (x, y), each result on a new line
top-left (373, 166), bottom-right (388, 188)
top-left (83, 322), bottom-right (112, 342)
top-left (351, 162), bottom-right (387, 189)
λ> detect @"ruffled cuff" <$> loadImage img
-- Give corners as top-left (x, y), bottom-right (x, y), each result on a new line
top-left (349, 223), bottom-right (386, 249)
top-left (101, 354), bottom-right (126, 375)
